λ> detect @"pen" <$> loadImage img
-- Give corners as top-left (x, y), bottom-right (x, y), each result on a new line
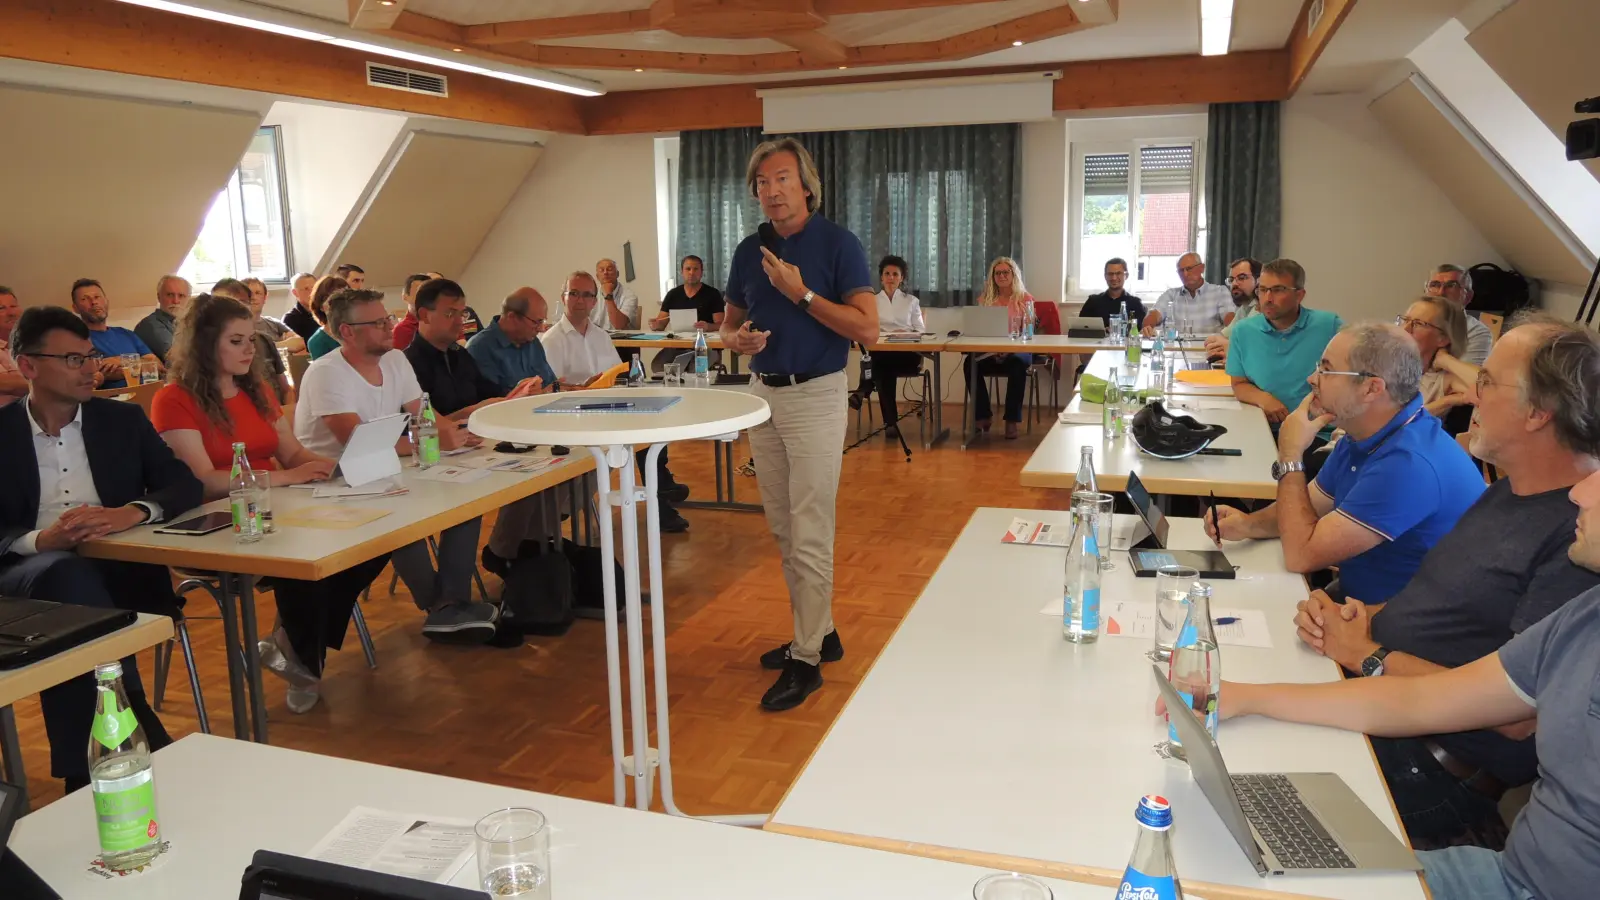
top-left (1209, 489), bottom-right (1221, 548)
top-left (1214, 617), bottom-right (1240, 626)
top-left (574, 401), bottom-right (635, 411)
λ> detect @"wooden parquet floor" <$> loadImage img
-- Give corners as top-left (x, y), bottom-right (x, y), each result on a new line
top-left (10, 405), bottom-right (1061, 815)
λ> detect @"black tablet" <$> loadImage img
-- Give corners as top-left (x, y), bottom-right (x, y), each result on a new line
top-left (0, 781), bottom-right (60, 900)
top-left (239, 850), bottom-right (487, 900)
top-left (1128, 548), bottom-right (1236, 579)
top-left (153, 511), bottom-right (234, 536)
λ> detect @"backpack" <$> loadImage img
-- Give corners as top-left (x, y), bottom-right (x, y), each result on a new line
top-left (498, 540), bottom-right (575, 637)
top-left (1465, 263), bottom-right (1535, 315)
top-left (561, 538), bottom-right (625, 621)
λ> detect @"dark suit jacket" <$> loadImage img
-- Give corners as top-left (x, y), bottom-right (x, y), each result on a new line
top-left (0, 398), bottom-right (204, 559)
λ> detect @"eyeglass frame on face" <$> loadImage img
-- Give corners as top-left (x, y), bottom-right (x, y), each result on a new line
top-left (1475, 368), bottom-right (1507, 397)
top-left (1426, 279), bottom-right (1465, 293)
top-left (20, 351), bottom-right (105, 370)
top-left (1395, 314), bottom-right (1444, 335)
top-left (1312, 362), bottom-right (1377, 380)
top-left (1179, 261), bottom-right (1205, 274)
top-left (507, 310), bottom-right (546, 329)
top-left (563, 289), bottom-right (599, 301)
top-left (346, 314), bottom-right (398, 329)
top-left (1257, 284), bottom-right (1298, 298)
top-left (1225, 273), bottom-right (1254, 284)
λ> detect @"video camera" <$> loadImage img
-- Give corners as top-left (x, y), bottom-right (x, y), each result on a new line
top-left (1567, 96), bottom-right (1600, 161)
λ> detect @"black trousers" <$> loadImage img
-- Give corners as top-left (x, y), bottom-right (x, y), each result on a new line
top-left (271, 554), bottom-right (390, 677)
top-left (0, 552), bottom-right (172, 784)
top-left (868, 352), bottom-right (923, 425)
top-left (634, 447), bottom-right (678, 513)
top-left (968, 354), bottom-right (1031, 423)
top-left (1372, 737), bottom-right (1511, 850)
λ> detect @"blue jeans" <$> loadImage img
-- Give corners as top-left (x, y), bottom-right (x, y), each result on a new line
top-left (1420, 847), bottom-right (1534, 900)
top-left (1371, 736), bottom-right (1509, 850)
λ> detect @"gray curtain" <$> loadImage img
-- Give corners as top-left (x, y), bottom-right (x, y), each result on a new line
top-left (1204, 101), bottom-right (1281, 277)
top-left (677, 124), bottom-right (1021, 307)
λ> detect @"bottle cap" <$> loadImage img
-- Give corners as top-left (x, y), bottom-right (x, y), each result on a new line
top-left (1135, 794), bottom-right (1173, 830)
top-left (94, 661), bottom-right (124, 681)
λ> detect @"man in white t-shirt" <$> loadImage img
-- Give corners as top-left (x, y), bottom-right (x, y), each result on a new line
top-left (542, 271), bottom-right (689, 532)
top-left (593, 257), bottom-right (639, 332)
top-left (294, 288), bottom-right (499, 643)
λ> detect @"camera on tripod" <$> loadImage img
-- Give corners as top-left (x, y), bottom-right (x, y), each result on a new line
top-left (1567, 96), bottom-right (1600, 161)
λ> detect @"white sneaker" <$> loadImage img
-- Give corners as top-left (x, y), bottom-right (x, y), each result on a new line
top-left (286, 682), bottom-right (321, 714)
top-left (259, 627), bottom-right (318, 688)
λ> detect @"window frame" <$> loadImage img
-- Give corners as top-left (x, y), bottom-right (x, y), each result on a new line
top-left (1067, 134), bottom-right (1206, 298)
top-left (179, 125), bottom-right (296, 287)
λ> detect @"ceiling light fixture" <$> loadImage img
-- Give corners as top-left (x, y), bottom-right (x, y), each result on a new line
top-left (838, 65), bottom-right (848, 69)
top-left (378, 0), bottom-right (394, 6)
top-left (1199, 0), bottom-right (1234, 56)
top-left (109, 0), bottom-right (605, 96)
top-left (634, 68), bottom-right (644, 72)
top-left (1012, 40), bottom-right (1024, 47)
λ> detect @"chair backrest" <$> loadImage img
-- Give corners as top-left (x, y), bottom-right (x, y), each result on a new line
top-left (287, 351), bottom-right (312, 389)
top-left (1478, 312), bottom-right (1504, 342)
top-left (93, 380), bottom-right (162, 416)
top-left (1032, 300), bottom-right (1062, 336)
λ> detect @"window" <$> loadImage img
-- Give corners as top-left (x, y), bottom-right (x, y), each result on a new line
top-left (1071, 138), bottom-right (1203, 295)
top-left (180, 126), bottom-right (293, 286)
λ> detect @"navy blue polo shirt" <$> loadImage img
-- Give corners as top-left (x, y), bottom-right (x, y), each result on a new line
top-left (1313, 395), bottom-right (1486, 604)
top-left (724, 214), bottom-right (873, 376)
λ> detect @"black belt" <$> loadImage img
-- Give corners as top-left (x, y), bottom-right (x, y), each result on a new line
top-left (757, 372), bottom-right (837, 387)
top-left (1422, 738), bottom-right (1508, 801)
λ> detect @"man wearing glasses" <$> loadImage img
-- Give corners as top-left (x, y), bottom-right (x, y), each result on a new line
top-left (294, 288), bottom-right (499, 642)
top-left (1425, 265), bottom-right (1493, 366)
top-left (1207, 323), bottom-right (1484, 608)
top-left (1141, 252), bottom-right (1234, 338)
top-left (1225, 258), bottom-right (1343, 426)
top-left (468, 287), bottom-right (559, 396)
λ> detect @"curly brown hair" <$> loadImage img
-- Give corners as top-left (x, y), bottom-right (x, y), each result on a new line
top-left (166, 293), bottom-right (278, 431)
top-left (310, 275), bottom-right (348, 326)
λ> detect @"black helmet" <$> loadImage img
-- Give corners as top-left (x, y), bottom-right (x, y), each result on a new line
top-left (1131, 401), bottom-right (1229, 459)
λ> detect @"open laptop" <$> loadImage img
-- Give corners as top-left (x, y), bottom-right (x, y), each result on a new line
top-left (1067, 316), bottom-right (1107, 338)
top-left (1151, 666), bottom-right (1422, 876)
top-left (961, 306), bottom-right (1011, 337)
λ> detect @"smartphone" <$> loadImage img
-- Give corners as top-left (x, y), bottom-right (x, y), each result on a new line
top-left (154, 511), bottom-right (235, 536)
top-left (494, 442), bottom-right (536, 454)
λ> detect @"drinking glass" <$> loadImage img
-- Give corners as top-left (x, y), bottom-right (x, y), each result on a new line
top-left (663, 362), bottom-right (683, 386)
top-left (1108, 313), bottom-right (1124, 345)
top-left (475, 808), bottom-right (550, 898)
top-left (1148, 565), bottom-right (1200, 663)
top-left (1084, 492), bottom-right (1115, 571)
top-left (1008, 306), bottom-right (1023, 341)
top-left (138, 359), bottom-right (159, 385)
top-left (974, 872), bottom-right (1053, 900)
top-left (119, 353), bottom-right (140, 384)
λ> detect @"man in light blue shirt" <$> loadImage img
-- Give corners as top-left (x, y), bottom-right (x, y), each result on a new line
top-left (1225, 258), bottom-right (1343, 424)
top-left (1141, 252), bottom-right (1234, 337)
top-left (466, 287), bottom-right (558, 395)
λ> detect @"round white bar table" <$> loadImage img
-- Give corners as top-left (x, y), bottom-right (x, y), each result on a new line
top-left (469, 388), bottom-right (770, 823)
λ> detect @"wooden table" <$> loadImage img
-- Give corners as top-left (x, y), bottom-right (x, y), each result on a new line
top-left (0, 612), bottom-right (173, 811)
top-left (78, 450), bottom-right (595, 745)
top-left (766, 507), bottom-right (1426, 900)
top-left (611, 332), bottom-right (742, 373)
top-left (12, 733), bottom-right (1104, 899)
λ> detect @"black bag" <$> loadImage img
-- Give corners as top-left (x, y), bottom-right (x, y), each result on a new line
top-left (0, 597), bottom-right (137, 669)
top-left (1466, 263), bottom-right (1534, 315)
top-left (561, 539), bottom-right (625, 621)
top-left (498, 542), bottom-right (575, 638)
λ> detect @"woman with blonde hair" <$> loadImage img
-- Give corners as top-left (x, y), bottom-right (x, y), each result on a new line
top-left (1398, 296), bottom-right (1472, 416)
top-left (971, 256), bottom-right (1034, 439)
top-left (150, 293), bottom-right (389, 713)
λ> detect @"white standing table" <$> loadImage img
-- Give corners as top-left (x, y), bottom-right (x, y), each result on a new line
top-left (469, 388), bottom-right (770, 822)
top-left (11, 734), bottom-right (1103, 900)
top-left (766, 507), bottom-right (1426, 900)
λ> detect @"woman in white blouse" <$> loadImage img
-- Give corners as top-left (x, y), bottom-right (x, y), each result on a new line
top-left (849, 255), bottom-right (924, 436)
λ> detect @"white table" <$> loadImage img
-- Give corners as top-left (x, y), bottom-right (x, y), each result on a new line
top-left (10, 733), bottom-right (1102, 900)
top-left (767, 507), bottom-right (1425, 900)
top-left (469, 388), bottom-right (770, 822)
top-left (78, 450), bottom-right (595, 744)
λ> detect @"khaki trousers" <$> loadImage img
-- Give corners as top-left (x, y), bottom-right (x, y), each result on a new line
top-left (488, 490), bottom-right (570, 558)
top-left (748, 370), bottom-right (847, 666)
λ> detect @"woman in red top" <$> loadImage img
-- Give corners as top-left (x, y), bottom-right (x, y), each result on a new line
top-left (151, 294), bottom-right (389, 714)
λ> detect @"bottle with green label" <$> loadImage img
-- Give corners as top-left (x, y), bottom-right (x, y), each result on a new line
top-left (415, 393), bottom-right (441, 469)
top-left (89, 661), bottom-right (162, 870)
top-left (1125, 320), bottom-right (1142, 368)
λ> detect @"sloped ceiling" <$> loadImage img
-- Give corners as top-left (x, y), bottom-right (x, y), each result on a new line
top-left (1371, 77), bottom-right (1590, 285)
top-left (328, 131), bottom-right (543, 289)
top-left (0, 85), bottom-right (260, 310)
top-left (1466, 0), bottom-right (1600, 184)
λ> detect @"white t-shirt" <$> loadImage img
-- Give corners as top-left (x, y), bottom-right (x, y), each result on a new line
top-left (541, 316), bottom-right (619, 384)
top-left (875, 289), bottom-right (924, 334)
top-left (293, 348), bottom-right (422, 458)
top-left (586, 282), bottom-right (640, 331)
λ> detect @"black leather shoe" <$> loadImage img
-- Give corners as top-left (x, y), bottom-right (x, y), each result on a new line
top-left (658, 505), bottom-right (690, 534)
top-left (761, 659), bottom-right (822, 711)
top-left (662, 481), bottom-right (690, 504)
top-left (759, 630), bottom-right (843, 670)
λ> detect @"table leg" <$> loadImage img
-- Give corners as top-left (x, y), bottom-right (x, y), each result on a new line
top-left (961, 352), bottom-right (975, 450)
top-left (612, 445), bottom-right (652, 811)
top-left (215, 574), bottom-right (251, 741)
top-left (234, 574), bottom-right (270, 743)
top-left (678, 437), bottom-right (761, 513)
top-left (924, 351), bottom-right (949, 449)
top-left (586, 448), bottom-right (630, 807)
top-left (0, 705), bottom-right (26, 811)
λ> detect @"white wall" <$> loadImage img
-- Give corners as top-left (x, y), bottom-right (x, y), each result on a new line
top-left (1280, 93), bottom-right (1503, 324)
top-left (1019, 118), bottom-right (1069, 304)
top-left (460, 132), bottom-right (663, 321)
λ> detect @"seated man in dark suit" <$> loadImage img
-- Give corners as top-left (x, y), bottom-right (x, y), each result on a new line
top-left (0, 307), bottom-right (203, 791)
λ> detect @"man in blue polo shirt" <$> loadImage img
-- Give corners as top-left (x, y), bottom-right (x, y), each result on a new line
top-left (1226, 258), bottom-right (1341, 425)
top-left (722, 137), bottom-right (878, 712)
top-left (71, 278), bottom-right (161, 390)
top-left (1209, 323), bottom-right (1483, 604)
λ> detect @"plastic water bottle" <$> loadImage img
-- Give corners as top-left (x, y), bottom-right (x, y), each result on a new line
top-left (228, 442), bottom-right (263, 544)
top-left (1116, 795), bottom-right (1185, 900)
top-left (89, 661), bottom-right (162, 871)
top-left (1021, 299), bottom-right (1035, 343)
top-left (1124, 320), bottom-right (1141, 368)
top-left (1103, 369), bottom-right (1124, 438)
top-left (415, 393), bottom-right (440, 469)
top-left (692, 328), bottom-right (710, 381)
top-left (627, 351), bottom-right (645, 386)
top-left (1166, 582), bottom-right (1221, 760)
top-left (1063, 491), bottom-right (1102, 643)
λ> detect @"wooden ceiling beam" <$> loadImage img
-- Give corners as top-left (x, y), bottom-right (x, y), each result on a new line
top-left (814, 0), bottom-right (1008, 13)
top-left (1286, 0), bottom-right (1359, 95)
top-left (770, 29), bottom-right (851, 64)
top-left (462, 10), bottom-right (652, 45)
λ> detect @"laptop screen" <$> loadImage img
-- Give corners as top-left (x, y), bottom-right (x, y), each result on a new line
top-left (1149, 666), bottom-right (1264, 870)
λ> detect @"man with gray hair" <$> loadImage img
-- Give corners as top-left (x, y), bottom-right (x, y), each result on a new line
top-left (1425, 264), bottom-right (1493, 366)
top-left (135, 274), bottom-right (190, 363)
top-left (1208, 323), bottom-right (1485, 605)
top-left (467, 287), bottom-right (558, 396)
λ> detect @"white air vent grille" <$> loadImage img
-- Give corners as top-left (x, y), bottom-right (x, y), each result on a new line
top-left (366, 62), bottom-right (448, 97)
top-left (1307, 0), bottom-right (1325, 35)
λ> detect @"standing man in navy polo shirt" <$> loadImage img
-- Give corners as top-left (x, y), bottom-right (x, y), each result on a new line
top-left (1208, 323), bottom-right (1484, 605)
top-left (722, 137), bottom-right (879, 712)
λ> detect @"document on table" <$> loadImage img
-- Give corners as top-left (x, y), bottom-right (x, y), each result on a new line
top-left (1057, 410), bottom-right (1101, 425)
top-left (1003, 517), bottom-right (1072, 547)
top-left (456, 452), bottom-right (570, 474)
top-left (1036, 598), bottom-right (1273, 648)
top-left (413, 464), bottom-right (490, 484)
top-left (308, 806), bottom-right (476, 884)
top-left (312, 476), bottom-right (407, 499)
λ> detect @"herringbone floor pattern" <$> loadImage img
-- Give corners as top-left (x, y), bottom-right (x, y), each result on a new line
top-left (11, 406), bottom-right (1059, 814)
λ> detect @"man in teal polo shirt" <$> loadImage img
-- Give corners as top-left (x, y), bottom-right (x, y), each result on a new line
top-left (1226, 258), bottom-right (1342, 425)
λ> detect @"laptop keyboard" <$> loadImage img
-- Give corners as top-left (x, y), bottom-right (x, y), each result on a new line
top-left (1231, 773), bottom-right (1355, 870)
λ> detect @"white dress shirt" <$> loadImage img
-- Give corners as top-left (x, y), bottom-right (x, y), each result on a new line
top-left (541, 316), bottom-right (620, 384)
top-left (14, 402), bottom-right (160, 555)
top-left (581, 282), bottom-right (640, 331)
top-left (1155, 282), bottom-right (1235, 336)
top-left (875, 289), bottom-right (925, 334)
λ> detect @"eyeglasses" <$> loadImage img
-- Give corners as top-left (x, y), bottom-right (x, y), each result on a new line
top-left (21, 351), bottom-right (104, 369)
top-left (1426, 280), bottom-right (1465, 292)
top-left (1225, 274), bottom-right (1254, 284)
top-left (347, 314), bottom-right (397, 329)
top-left (1257, 285), bottom-right (1297, 297)
top-left (564, 290), bottom-right (598, 300)
top-left (1179, 262), bottom-right (1204, 273)
top-left (1312, 363), bottom-right (1377, 380)
top-left (508, 311), bottom-right (546, 328)
top-left (1395, 315), bottom-right (1444, 334)
top-left (1476, 368), bottom-right (1505, 395)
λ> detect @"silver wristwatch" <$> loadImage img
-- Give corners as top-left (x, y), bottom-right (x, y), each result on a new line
top-left (1270, 459), bottom-right (1305, 481)
top-left (798, 290), bottom-right (814, 311)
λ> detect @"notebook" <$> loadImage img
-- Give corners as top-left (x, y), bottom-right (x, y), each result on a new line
top-left (533, 395), bottom-right (683, 414)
